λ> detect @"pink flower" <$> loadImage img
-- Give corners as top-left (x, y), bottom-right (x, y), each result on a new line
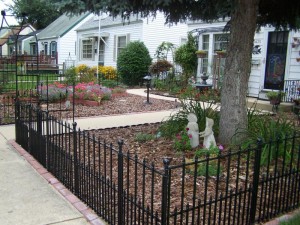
top-left (218, 145), bottom-right (224, 151)
top-left (188, 134), bottom-right (192, 139)
top-left (186, 128), bottom-right (189, 131)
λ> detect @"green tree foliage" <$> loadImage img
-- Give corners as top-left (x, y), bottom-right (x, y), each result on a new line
top-left (52, 0), bottom-right (300, 144)
top-left (9, 0), bottom-right (60, 29)
top-left (174, 33), bottom-right (197, 82)
top-left (117, 41), bottom-right (152, 86)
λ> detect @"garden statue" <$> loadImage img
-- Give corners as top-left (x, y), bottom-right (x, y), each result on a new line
top-left (186, 113), bottom-right (199, 148)
top-left (199, 117), bottom-right (216, 148)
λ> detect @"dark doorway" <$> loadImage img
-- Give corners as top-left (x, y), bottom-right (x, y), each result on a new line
top-left (264, 31), bottom-right (289, 90)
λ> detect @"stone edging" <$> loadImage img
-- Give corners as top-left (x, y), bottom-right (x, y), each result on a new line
top-left (8, 140), bottom-right (107, 225)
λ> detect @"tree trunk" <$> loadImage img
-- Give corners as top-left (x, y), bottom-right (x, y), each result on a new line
top-left (219, 0), bottom-right (259, 144)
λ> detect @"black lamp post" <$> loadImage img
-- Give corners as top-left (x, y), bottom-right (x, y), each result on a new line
top-left (143, 75), bottom-right (152, 104)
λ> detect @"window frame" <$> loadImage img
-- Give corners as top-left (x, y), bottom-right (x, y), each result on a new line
top-left (81, 38), bottom-right (94, 60)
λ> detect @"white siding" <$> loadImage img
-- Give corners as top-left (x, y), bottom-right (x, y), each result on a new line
top-left (142, 12), bottom-right (188, 62)
top-left (58, 14), bottom-right (94, 66)
top-left (77, 22), bottom-right (143, 67)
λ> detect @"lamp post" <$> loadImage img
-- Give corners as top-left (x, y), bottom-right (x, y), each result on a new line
top-left (143, 75), bottom-right (152, 104)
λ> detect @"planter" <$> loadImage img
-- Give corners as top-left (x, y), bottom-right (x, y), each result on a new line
top-left (72, 99), bottom-right (101, 106)
top-left (196, 51), bottom-right (207, 58)
top-left (215, 51), bottom-right (227, 58)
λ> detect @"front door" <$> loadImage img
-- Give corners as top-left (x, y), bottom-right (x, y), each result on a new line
top-left (264, 31), bottom-right (288, 90)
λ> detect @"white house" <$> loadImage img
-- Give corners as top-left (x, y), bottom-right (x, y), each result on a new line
top-left (75, 12), bottom-right (188, 68)
top-left (188, 19), bottom-right (300, 101)
top-left (0, 24), bottom-right (35, 56)
top-left (29, 13), bottom-right (94, 69)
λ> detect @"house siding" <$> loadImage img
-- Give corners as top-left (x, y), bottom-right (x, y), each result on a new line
top-left (76, 12), bottom-right (188, 68)
top-left (142, 13), bottom-right (188, 62)
top-left (77, 21), bottom-right (143, 68)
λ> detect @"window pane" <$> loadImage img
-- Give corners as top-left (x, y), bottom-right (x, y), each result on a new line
top-left (213, 34), bottom-right (229, 51)
top-left (202, 34), bottom-right (209, 50)
top-left (82, 39), bottom-right (93, 59)
top-left (117, 36), bottom-right (127, 57)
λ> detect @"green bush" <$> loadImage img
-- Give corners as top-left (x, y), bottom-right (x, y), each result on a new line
top-left (117, 41), bottom-right (152, 86)
top-left (134, 132), bottom-right (155, 143)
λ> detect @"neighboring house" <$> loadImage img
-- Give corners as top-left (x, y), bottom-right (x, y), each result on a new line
top-left (29, 13), bottom-right (93, 69)
top-left (75, 12), bottom-right (188, 68)
top-left (17, 29), bottom-right (41, 55)
top-left (188, 19), bottom-right (300, 100)
top-left (0, 25), bottom-right (35, 56)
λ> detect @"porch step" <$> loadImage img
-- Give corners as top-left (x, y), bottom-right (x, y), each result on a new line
top-left (247, 97), bottom-right (293, 112)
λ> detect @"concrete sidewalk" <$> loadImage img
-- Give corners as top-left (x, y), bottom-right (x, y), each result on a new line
top-left (0, 89), bottom-right (177, 225)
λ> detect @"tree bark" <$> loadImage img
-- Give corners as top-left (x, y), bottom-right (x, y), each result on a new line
top-left (219, 0), bottom-right (259, 144)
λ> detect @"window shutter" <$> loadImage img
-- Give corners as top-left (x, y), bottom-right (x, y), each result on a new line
top-left (113, 35), bottom-right (116, 61)
top-left (126, 33), bottom-right (130, 44)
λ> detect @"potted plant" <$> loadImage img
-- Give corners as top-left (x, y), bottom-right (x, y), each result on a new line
top-left (266, 90), bottom-right (286, 105)
top-left (215, 50), bottom-right (227, 58)
top-left (195, 50), bottom-right (207, 58)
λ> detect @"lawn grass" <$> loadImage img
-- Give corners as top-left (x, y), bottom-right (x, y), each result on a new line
top-left (280, 212), bottom-right (300, 225)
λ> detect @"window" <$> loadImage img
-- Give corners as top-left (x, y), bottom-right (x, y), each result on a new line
top-left (117, 36), bottom-right (127, 57)
top-left (81, 38), bottom-right (93, 59)
top-left (30, 43), bottom-right (37, 55)
top-left (98, 38), bottom-right (105, 65)
top-left (213, 34), bottom-right (229, 51)
top-left (50, 41), bottom-right (57, 57)
top-left (202, 35), bottom-right (209, 50)
top-left (114, 34), bottom-right (130, 61)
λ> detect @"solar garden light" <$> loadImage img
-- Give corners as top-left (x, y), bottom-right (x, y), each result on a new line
top-left (143, 75), bottom-right (152, 104)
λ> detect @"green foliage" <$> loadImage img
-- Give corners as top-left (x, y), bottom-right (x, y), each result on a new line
top-left (134, 132), bottom-right (155, 143)
top-left (101, 80), bottom-right (120, 88)
top-left (196, 161), bottom-right (222, 177)
top-left (158, 95), bottom-right (220, 140)
top-left (236, 107), bottom-right (297, 165)
top-left (10, 0), bottom-right (60, 29)
top-left (280, 212), bottom-right (300, 225)
top-left (174, 33), bottom-right (197, 81)
top-left (117, 41), bottom-right (152, 86)
top-left (173, 129), bottom-right (192, 151)
top-left (64, 67), bottom-right (78, 85)
top-left (155, 41), bottom-right (175, 60)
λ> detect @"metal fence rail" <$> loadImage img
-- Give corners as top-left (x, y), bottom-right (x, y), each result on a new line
top-left (15, 102), bottom-right (300, 225)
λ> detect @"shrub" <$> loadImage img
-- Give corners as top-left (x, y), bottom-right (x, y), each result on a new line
top-left (75, 64), bottom-right (96, 83)
top-left (149, 60), bottom-right (173, 75)
top-left (117, 41), bottom-right (152, 86)
top-left (64, 67), bottom-right (78, 85)
top-left (174, 33), bottom-right (198, 84)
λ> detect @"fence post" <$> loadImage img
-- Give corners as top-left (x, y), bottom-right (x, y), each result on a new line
top-left (118, 140), bottom-right (124, 225)
top-left (73, 122), bottom-right (79, 195)
top-left (249, 138), bottom-right (263, 224)
top-left (161, 158), bottom-right (171, 225)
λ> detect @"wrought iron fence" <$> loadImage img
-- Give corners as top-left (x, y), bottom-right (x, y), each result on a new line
top-left (15, 102), bottom-right (300, 225)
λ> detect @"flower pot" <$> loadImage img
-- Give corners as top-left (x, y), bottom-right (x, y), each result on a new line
top-left (196, 52), bottom-right (207, 58)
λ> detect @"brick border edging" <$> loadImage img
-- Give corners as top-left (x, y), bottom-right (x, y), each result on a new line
top-left (8, 140), bottom-right (107, 225)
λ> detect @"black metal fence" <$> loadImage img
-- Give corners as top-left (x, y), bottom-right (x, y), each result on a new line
top-left (15, 102), bottom-right (300, 225)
